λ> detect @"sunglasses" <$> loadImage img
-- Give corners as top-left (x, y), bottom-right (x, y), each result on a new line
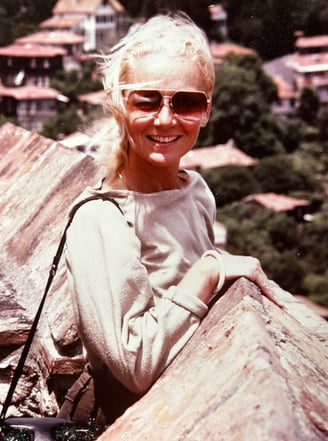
top-left (125, 90), bottom-right (210, 120)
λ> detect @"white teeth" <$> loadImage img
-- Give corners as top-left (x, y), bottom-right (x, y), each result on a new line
top-left (150, 136), bottom-right (178, 143)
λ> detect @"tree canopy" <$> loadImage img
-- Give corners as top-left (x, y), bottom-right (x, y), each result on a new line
top-left (200, 53), bottom-right (288, 158)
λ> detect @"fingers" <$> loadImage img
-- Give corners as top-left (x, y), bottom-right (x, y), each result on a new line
top-left (221, 254), bottom-right (289, 308)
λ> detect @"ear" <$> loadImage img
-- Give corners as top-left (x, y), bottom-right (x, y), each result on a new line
top-left (200, 117), bottom-right (208, 128)
top-left (201, 101), bottom-right (212, 127)
top-left (205, 100), bottom-right (212, 120)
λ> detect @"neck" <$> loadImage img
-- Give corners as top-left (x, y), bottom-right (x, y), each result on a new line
top-left (122, 160), bottom-right (181, 193)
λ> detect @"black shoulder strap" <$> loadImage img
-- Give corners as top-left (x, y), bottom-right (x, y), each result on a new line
top-left (0, 196), bottom-right (122, 424)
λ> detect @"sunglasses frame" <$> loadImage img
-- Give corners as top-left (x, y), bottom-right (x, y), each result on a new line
top-left (124, 89), bottom-right (211, 121)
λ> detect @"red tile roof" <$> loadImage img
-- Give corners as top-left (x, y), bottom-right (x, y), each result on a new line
top-left (210, 42), bottom-right (255, 61)
top-left (40, 16), bottom-right (83, 29)
top-left (53, 0), bottom-right (125, 14)
top-left (242, 193), bottom-right (310, 212)
top-left (15, 31), bottom-right (85, 46)
top-left (180, 140), bottom-right (258, 170)
top-left (295, 35), bottom-right (328, 49)
top-left (0, 43), bottom-right (66, 57)
top-left (0, 84), bottom-right (60, 100)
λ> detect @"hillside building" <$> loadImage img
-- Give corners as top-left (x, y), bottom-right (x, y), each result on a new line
top-left (288, 34), bottom-right (328, 107)
top-left (0, 44), bottom-right (66, 88)
top-left (0, 84), bottom-right (61, 132)
top-left (47, 0), bottom-right (129, 52)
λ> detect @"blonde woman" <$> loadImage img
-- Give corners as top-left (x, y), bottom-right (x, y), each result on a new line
top-left (59, 12), bottom-right (286, 428)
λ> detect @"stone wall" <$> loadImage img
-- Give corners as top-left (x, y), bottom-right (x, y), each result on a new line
top-left (0, 123), bottom-right (102, 416)
top-left (99, 278), bottom-right (328, 441)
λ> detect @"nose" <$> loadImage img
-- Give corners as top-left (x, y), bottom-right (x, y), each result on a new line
top-left (154, 98), bottom-right (175, 126)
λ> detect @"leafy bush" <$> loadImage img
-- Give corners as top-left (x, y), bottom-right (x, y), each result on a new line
top-left (201, 166), bottom-right (260, 206)
top-left (253, 155), bottom-right (316, 193)
top-left (217, 204), bottom-right (324, 297)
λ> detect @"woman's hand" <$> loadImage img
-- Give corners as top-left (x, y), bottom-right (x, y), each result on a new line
top-left (220, 253), bottom-right (290, 308)
top-left (178, 251), bottom-right (291, 308)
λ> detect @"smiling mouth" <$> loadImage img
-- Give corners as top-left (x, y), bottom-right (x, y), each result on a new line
top-left (147, 135), bottom-right (181, 143)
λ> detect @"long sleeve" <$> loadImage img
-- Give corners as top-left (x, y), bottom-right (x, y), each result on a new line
top-left (66, 171), bottom-right (217, 393)
top-left (66, 197), bottom-right (208, 394)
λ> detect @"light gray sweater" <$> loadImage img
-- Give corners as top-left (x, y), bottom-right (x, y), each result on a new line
top-left (65, 170), bottom-right (217, 394)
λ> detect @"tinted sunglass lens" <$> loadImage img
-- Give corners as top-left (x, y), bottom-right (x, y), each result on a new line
top-left (129, 91), bottom-right (162, 112)
top-left (172, 92), bottom-right (207, 115)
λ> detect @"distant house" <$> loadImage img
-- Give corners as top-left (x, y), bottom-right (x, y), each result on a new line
top-left (0, 43), bottom-right (66, 88)
top-left (15, 31), bottom-right (85, 70)
top-left (287, 34), bottom-right (328, 106)
top-left (180, 140), bottom-right (258, 170)
top-left (50, 0), bottom-right (129, 52)
top-left (241, 192), bottom-right (310, 220)
top-left (0, 84), bottom-right (60, 132)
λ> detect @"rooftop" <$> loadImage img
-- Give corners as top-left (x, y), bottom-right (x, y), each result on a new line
top-left (40, 15), bottom-right (83, 29)
top-left (53, 0), bottom-right (125, 14)
top-left (210, 42), bottom-right (255, 62)
top-left (15, 31), bottom-right (85, 46)
top-left (0, 84), bottom-right (61, 100)
top-left (242, 193), bottom-right (310, 212)
top-left (180, 140), bottom-right (258, 170)
top-left (295, 35), bottom-right (328, 49)
top-left (0, 43), bottom-right (67, 58)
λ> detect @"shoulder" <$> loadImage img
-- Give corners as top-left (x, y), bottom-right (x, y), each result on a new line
top-left (69, 196), bottom-right (125, 231)
top-left (183, 169), bottom-right (216, 211)
top-left (182, 169), bottom-right (208, 188)
top-left (183, 170), bottom-right (214, 196)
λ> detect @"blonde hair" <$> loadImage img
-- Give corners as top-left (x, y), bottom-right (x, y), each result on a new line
top-left (97, 12), bottom-right (215, 175)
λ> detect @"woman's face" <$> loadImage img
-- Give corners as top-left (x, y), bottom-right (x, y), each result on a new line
top-left (124, 52), bottom-right (211, 171)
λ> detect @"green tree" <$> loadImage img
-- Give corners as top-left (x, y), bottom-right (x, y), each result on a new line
top-left (298, 87), bottom-right (320, 126)
top-left (50, 62), bottom-right (102, 102)
top-left (125, 0), bottom-right (212, 33)
top-left (201, 166), bottom-right (260, 206)
top-left (253, 155), bottom-right (316, 194)
top-left (206, 54), bottom-right (285, 157)
top-left (318, 108), bottom-right (328, 142)
top-left (40, 105), bottom-right (82, 140)
top-left (223, 0), bottom-right (311, 59)
top-left (218, 205), bottom-right (306, 294)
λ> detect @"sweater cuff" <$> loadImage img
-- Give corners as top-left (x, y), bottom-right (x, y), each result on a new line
top-left (165, 286), bottom-right (208, 319)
